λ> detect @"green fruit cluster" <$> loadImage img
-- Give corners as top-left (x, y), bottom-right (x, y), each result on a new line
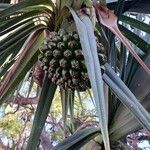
top-left (38, 31), bottom-right (106, 91)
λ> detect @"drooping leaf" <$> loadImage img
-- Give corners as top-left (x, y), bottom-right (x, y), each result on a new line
top-left (119, 25), bottom-right (150, 54)
top-left (0, 35), bottom-right (28, 63)
top-left (0, 29), bottom-right (45, 104)
top-left (95, 4), bottom-right (150, 75)
top-left (26, 74), bottom-right (57, 149)
top-left (129, 55), bottom-right (150, 100)
top-left (0, 24), bottom-right (46, 54)
top-left (110, 93), bottom-right (150, 140)
top-left (110, 116), bottom-right (140, 141)
top-left (103, 64), bottom-right (150, 132)
top-left (107, 0), bottom-right (125, 68)
top-left (0, 10), bottom-right (49, 35)
top-left (87, 89), bottom-right (95, 107)
top-left (109, 55), bottom-right (150, 138)
top-left (0, 59), bottom-right (15, 78)
top-left (105, 63), bottom-right (150, 121)
top-left (0, 51), bottom-right (39, 104)
top-left (55, 7), bottom-right (69, 31)
top-left (120, 15), bottom-right (150, 34)
top-left (53, 127), bottom-right (101, 150)
top-left (69, 8), bottom-right (110, 150)
top-left (0, 0), bottom-right (54, 18)
top-left (107, 0), bottom-right (150, 14)
top-left (60, 89), bottom-right (69, 137)
top-left (68, 90), bottom-right (75, 132)
top-left (103, 73), bottom-right (150, 132)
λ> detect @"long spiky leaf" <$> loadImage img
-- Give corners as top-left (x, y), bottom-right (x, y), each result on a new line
top-left (95, 4), bottom-right (150, 75)
top-left (69, 8), bottom-right (110, 150)
top-left (119, 25), bottom-right (150, 54)
top-left (27, 74), bottom-right (57, 149)
top-left (0, 0), bottom-right (54, 18)
top-left (0, 12), bottom-right (50, 35)
top-left (104, 63), bottom-right (150, 121)
top-left (120, 15), bottom-right (150, 34)
top-left (103, 66), bottom-right (150, 132)
top-left (0, 29), bottom-right (45, 103)
top-left (0, 24), bottom-right (47, 54)
top-left (53, 127), bottom-right (101, 150)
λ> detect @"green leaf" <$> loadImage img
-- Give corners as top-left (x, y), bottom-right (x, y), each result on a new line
top-left (60, 89), bottom-right (75, 134)
top-left (0, 22), bottom-right (34, 49)
top-left (120, 15), bottom-right (150, 34)
top-left (55, 7), bottom-right (69, 31)
top-left (0, 10), bottom-right (49, 35)
top-left (103, 74), bottom-right (150, 132)
top-left (0, 36), bottom-right (27, 65)
top-left (0, 18), bottom-right (34, 36)
top-left (1, 51), bottom-right (39, 104)
top-left (129, 55), bottom-right (150, 100)
top-left (60, 89), bottom-right (69, 137)
top-left (109, 55), bottom-right (150, 139)
top-left (103, 64), bottom-right (150, 132)
top-left (0, 59), bottom-right (15, 78)
top-left (0, 24), bottom-right (46, 54)
top-left (76, 91), bottom-right (84, 111)
top-left (26, 74), bottom-right (57, 149)
top-left (107, 0), bottom-right (150, 14)
top-left (110, 117), bottom-right (140, 141)
top-left (119, 25), bottom-right (150, 53)
top-left (68, 90), bottom-right (75, 132)
top-left (105, 63), bottom-right (150, 121)
top-left (125, 54), bottom-right (139, 86)
top-left (0, 0), bottom-right (54, 18)
top-left (53, 127), bottom-right (101, 150)
top-left (26, 72), bottom-right (35, 97)
top-left (87, 89), bottom-right (95, 107)
top-left (69, 8), bottom-right (110, 150)
top-left (0, 29), bottom-right (45, 104)
top-left (95, 4), bottom-right (150, 75)
top-left (110, 93), bottom-right (150, 140)
top-left (0, 3), bottom-right (11, 11)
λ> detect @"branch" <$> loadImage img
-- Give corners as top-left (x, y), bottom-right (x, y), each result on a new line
top-left (40, 131), bottom-right (54, 150)
top-left (7, 96), bottom-right (39, 105)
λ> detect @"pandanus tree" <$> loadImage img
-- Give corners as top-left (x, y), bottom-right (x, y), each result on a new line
top-left (0, 0), bottom-right (150, 149)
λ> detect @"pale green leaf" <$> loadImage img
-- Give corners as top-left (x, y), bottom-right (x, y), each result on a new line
top-left (27, 74), bottom-right (57, 149)
top-left (53, 127), bottom-right (101, 150)
top-left (0, 29), bottom-right (45, 104)
top-left (69, 8), bottom-right (110, 150)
